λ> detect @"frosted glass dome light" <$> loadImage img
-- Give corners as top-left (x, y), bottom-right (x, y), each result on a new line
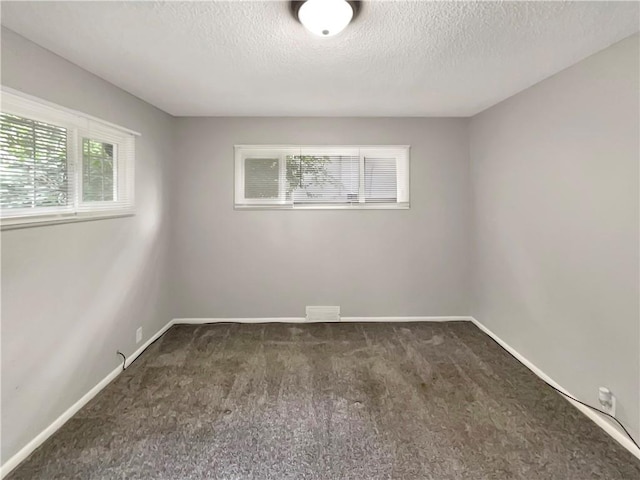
top-left (297, 0), bottom-right (354, 37)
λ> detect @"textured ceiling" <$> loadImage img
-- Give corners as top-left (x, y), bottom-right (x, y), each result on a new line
top-left (1, 1), bottom-right (638, 117)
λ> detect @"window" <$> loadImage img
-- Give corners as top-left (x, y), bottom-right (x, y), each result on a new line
top-left (235, 145), bottom-right (410, 209)
top-left (0, 89), bottom-right (137, 228)
top-left (82, 138), bottom-right (115, 202)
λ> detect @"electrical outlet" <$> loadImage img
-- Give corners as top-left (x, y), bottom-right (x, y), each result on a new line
top-left (136, 327), bottom-right (142, 344)
top-left (598, 387), bottom-right (616, 417)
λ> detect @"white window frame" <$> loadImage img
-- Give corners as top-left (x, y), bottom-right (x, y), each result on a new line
top-left (234, 145), bottom-right (410, 210)
top-left (0, 87), bottom-right (138, 229)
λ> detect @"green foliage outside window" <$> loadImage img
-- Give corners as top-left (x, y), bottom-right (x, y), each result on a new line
top-left (286, 155), bottom-right (340, 199)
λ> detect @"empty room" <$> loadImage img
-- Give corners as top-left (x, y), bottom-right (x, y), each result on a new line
top-left (1, 0), bottom-right (639, 478)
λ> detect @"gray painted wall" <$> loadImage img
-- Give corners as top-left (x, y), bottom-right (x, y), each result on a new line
top-left (470, 34), bottom-right (640, 441)
top-left (0, 28), bottom-right (174, 462)
top-left (169, 117), bottom-right (471, 318)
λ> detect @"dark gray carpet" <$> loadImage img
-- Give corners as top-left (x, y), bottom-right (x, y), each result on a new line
top-left (8, 322), bottom-right (640, 479)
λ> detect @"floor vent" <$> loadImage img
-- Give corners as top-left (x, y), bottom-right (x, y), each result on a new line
top-left (305, 306), bottom-right (340, 322)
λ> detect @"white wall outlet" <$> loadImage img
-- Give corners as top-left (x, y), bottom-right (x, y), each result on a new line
top-left (598, 387), bottom-right (616, 417)
top-left (136, 327), bottom-right (142, 344)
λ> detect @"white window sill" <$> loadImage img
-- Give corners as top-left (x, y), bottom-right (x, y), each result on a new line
top-left (1, 211), bottom-right (135, 231)
top-left (234, 203), bottom-right (410, 210)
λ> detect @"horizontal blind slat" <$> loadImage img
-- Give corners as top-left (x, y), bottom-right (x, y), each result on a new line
top-left (364, 156), bottom-right (397, 203)
top-left (0, 113), bottom-right (70, 209)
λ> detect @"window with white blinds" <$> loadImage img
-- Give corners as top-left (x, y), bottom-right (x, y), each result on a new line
top-left (235, 145), bottom-right (410, 209)
top-left (1, 113), bottom-right (69, 210)
top-left (0, 89), bottom-right (137, 228)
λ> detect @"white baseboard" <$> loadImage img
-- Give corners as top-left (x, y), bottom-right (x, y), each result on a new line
top-left (173, 316), bottom-right (472, 324)
top-left (469, 316), bottom-right (640, 460)
top-left (0, 365), bottom-right (122, 478)
top-left (174, 317), bottom-right (307, 324)
top-left (341, 316), bottom-right (471, 322)
top-left (1, 319), bottom-right (175, 479)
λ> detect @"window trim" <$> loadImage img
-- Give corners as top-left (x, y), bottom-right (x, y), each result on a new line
top-left (1, 87), bottom-right (139, 230)
top-left (234, 144), bottom-right (410, 210)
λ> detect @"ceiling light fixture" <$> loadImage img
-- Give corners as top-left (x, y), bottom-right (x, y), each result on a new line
top-left (291, 0), bottom-right (361, 37)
